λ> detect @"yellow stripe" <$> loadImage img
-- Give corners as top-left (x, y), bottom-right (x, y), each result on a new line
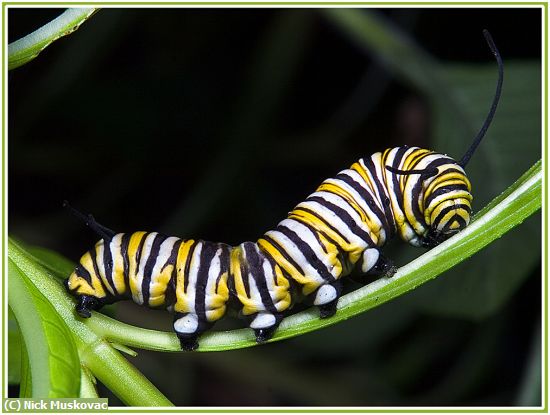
top-left (274, 264), bottom-right (292, 312)
top-left (174, 240), bottom-right (195, 313)
top-left (425, 172), bottom-right (471, 196)
top-left (350, 161), bottom-right (375, 192)
top-left (80, 252), bottom-right (106, 298)
top-left (230, 247), bottom-right (259, 315)
top-left (257, 238), bottom-right (319, 295)
top-left (289, 209), bottom-right (363, 267)
top-left (206, 305), bottom-right (227, 322)
top-left (403, 148), bottom-right (431, 170)
top-left (289, 208), bottom-right (350, 250)
top-left (67, 272), bottom-right (96, 296)
top-left (317, 182), bottom-right (372, 228)
top-left (424, 190), bottom-right (472, 223)
top-left (148, 262), bottom-right (174, 308)
top-left (205, 270), bottom-right (229, 322)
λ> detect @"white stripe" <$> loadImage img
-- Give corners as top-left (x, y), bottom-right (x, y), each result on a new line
top-left (241, 244), bottom-right (263, 310)
top-left (296, 199), bottom-right (370, 249)
top-left (204, 247), bottom-right (222, 312)
top-left (133, 232), bottom-right (158, 305)
top-left (264, 228), bottom-right (325, 286)
top-left (324, 175), bottom-right (385, 230)
top-left (109, 234), bottom-right (125, 294)
top-left (261, 253), bottom-right (276, 293)
top-left (277, 218), bottom-right (334, 278)
top-left (185, 242), bottom-right (203, 314)
top-left (359, 154), bottom-right (387, 205)
top-left (95, 241), bottom-right (113, 296)
top-left (315, 190), bottom-right (379, 242)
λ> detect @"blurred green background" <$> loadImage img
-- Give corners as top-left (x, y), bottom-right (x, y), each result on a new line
top-left (8, 7), bottom-right (542, 406)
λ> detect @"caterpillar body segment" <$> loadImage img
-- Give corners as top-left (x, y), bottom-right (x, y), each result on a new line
top-left (65, 232), bottom-right (232, 351)
top-left (65, 146), bottom-right (475, 350)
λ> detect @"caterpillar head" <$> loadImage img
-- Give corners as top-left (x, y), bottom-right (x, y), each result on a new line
top-left (420, 163), bottom-right (473, 248)
top-left (63, 201), bottom-right (115, 317)
top-left (387, 29), bottom-right (502, 249)
top-left (65, 251), bottom-right (107, 318)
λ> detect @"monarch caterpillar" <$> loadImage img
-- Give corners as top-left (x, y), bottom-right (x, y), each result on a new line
top-left (64, 30), bottom-right (503, 351)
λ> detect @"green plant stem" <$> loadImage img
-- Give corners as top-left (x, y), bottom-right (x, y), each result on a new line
top-left (89, 160), bottom-right (542, 352)
top-left (8, 8), bottom-right (98, 70)
top-left (8, 240), bottom-right (173, 406)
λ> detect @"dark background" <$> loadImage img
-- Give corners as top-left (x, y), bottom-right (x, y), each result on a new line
top-left (8, 8), bottom-right (542, 407)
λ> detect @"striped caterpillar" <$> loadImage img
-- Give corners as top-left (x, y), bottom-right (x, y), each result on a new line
top-left (64, 30), bottom-right (502, 351)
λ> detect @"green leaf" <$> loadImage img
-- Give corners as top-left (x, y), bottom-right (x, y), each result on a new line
top-left (8, 8), bottom-right (98, 70)
top-left (25, 245), bottom-right (76, 280)
top-left (8, 259), bottom-right (81, 397)
top-left (8, 309), bottom-right (22, 384)
top-left (8, 239), bottom-right (173, 406)
top-left (19, 339), bottom-right (32, 398)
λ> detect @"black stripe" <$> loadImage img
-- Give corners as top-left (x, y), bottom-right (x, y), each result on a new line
top-left (194, 242), bottom-right (218, 324)
top-left (215, 244), bottom-right (230, 293)
top-left (362, 157), bottom-right (395, 236)
top-left (183, 241), bottom-right (198, 294)
top-left (432, 204), bottom-right (471, 230)
top-left (442, 215), bottom-right (468, 233)
top-left (163, 238), bottom-right (183, 308)
top-left (294, 206), bottom-right (350, 245)
top-left (424, 183), bottom-right (470, 207)
top-left (310, 224), bottom-right (329, 254)
top-left (261, 234), bottom-right (305, 276)
top-left (308, 195), bottom-right (375, 246)
top-left (390, 146), bottom-right (409, 219)
top-left (142, 233), bottom-right (169, 306)
top-left (409, 157), bottom-right (457, 226)
top-left (334, 172), bottom-right (389, 235)
top-left (240, 258), bottom-right (251, 298)
top-left (134, 232), bottom-right (148, 279)
top-left (89, 247), bottom-right (106, 294)
top-left (289, 211), bottom-right (330, 255)
top-left (75, 264), bottom-right (92, 285)
top-left (276, 224), bottom-right (335, 282)
top-left (120, 233), bottom-right (131, 297)
top-left (103, 237), bottom-right (115, 295)
top-left (244, 242), bottom-right (278, 314)
top-left (261, 247), bottom-right (292, 287)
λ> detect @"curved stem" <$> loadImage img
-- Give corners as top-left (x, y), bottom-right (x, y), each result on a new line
top-left (8, 8), bottom-right (98, 70)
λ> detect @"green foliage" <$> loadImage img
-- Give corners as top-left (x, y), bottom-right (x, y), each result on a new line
top-left (8, 259), bottom-right (80, 397)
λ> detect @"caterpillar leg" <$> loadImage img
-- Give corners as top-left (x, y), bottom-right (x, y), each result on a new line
top-left (250, 312), bottom-right (284, 343)
top-left (64, 279), bottom-right (104, 318)
top-left (72, 294), bottom-right (103, 318)
top-left (173, 313), bottom-right (211, 351)
top-left (357, 248), bottom-right (397, 278)
top-left (314, 280), bottom-right (343, 319)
